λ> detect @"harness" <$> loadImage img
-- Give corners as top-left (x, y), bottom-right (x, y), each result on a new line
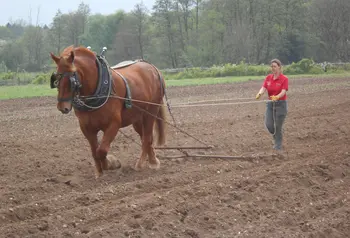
top-left (50, 54), bottom-right (136, 111)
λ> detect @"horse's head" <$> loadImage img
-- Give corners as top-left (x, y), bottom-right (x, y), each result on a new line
top-left (50, 48), bottom-right (81, 114)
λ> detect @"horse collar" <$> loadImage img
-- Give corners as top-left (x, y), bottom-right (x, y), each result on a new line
top-left (72, 55), bottom-right (112, 111)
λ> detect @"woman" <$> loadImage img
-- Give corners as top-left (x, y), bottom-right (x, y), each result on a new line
top-left (256, 59), bottom-right (288, 151)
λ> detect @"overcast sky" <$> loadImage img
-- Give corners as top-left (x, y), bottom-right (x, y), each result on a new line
top-left (0, 0), bottom-right (156, 26)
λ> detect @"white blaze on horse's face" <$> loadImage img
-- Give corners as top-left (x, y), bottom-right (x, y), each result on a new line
top-left (50, 51), bottom-right (75, 114)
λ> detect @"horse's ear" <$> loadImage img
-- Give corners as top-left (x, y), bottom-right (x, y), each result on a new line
top-left (50, 52), bottom-right (60, 64)
top-left (67, 51), bottom-right (75, 64)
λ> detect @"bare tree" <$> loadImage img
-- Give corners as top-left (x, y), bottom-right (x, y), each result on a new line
top-left (131, 2), bottom-right (149, 59)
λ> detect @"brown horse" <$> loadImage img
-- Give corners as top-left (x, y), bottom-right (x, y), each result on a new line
top-left (49, 45), bottom-right (167, 178)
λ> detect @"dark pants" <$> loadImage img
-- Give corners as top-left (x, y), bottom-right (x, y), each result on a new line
top-left (265, 100), bottom-right (288, 150)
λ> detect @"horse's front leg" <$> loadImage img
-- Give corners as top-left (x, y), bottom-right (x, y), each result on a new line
top-left (80, 127), bottom-right (101, 178)
top-left (97, 122), bottom-right (121, 174)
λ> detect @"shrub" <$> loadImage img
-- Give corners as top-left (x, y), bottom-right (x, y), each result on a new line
top-left (31, 73), bottom-right (51, 85)
top-left (284, 58), bottom-right (326, 75)
top-left (162, 58), bottom-right (344, 80)
top-left (162, 61), bottom-right (273, 80)
top-left (0, 72), bottom-right (15, 80)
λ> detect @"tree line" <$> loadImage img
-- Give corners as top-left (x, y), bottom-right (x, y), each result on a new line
top-left (0, 0), bottom-right (349, 73)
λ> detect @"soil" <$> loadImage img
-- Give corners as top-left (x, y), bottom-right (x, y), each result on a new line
top-left (0, 76), bottom-right (349, 238)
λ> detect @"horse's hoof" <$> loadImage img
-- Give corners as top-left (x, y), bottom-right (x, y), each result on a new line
top-left (148, 158), bottom-right (160, 170)
top-left (134, 159), bottom-right (147, 171)
top-left (95, 171), bottom-right (103, 179)
top-left (94, 164), bottom-right (103, 179)
top-left (107, 155), bottom-right (122, 170)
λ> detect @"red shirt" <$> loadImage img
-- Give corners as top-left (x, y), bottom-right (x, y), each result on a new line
top-left (262, 73), bottom-right (288, 100)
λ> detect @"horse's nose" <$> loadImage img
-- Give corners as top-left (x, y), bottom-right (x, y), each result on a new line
top-left (60, 107), bottom-right (70, 114)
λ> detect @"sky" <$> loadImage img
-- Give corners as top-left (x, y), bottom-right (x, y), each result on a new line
top-left (0, 0), bottom-right (156, 26)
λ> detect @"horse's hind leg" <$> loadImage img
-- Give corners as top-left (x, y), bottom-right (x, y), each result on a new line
top-left (142, 114), bottom-right (160, 170)
top-left (133, 121), bottom-right (148, 170)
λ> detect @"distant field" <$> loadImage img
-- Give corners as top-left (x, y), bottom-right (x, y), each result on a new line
top-left (0, 73), bottom-right (349, 100)
top-left (0, 85), bottom-right (56, 100)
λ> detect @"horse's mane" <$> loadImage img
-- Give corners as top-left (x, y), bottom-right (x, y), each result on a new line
top-left (60, 45), bottom-right (95, 59)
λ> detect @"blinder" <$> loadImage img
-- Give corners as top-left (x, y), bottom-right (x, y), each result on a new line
top-left (50, 72), bottom-right (58, 89)
top-left (50, 72), bottom-right (81, 90)
top-left (50, 71), bottom-right (82, 102)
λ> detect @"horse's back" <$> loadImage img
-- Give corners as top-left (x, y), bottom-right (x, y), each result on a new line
top-left (113, 61), bottom-right (163, 103)
top-left (110, 61), bottom-right (164, 128)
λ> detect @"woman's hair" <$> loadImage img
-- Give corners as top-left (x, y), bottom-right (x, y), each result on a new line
top-left (271, 58), bottom-right (282, 67)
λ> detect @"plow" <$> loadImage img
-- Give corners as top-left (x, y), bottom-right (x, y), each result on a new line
top-left (116, 95), bottom-right (270, 162)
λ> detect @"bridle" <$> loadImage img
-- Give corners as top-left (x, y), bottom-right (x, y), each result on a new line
top-left (50, 71), bottom-right (82, 102)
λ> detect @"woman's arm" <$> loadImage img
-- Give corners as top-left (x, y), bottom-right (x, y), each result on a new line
top-left (271, 89), bottom-right (287, 101)
top-left (278, 77), bottom-right (288, 98)
top-left (258, 87), bottom-right (267, 95)
top-left (256, 87), bottom-right (266, 99)
top-left (276, 89), bottom-right (287, 99)
top-left (256, 76), bottom-right (269, 99)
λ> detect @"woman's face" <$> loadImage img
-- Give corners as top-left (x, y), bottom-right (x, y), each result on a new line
top-left (271, 62), bottom-right (281, 74)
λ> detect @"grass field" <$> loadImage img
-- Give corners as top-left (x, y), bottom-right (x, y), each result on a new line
top-left (0, 85), bottom-right (56, 100)
top-left (0, 73), bottom-right (349, 100)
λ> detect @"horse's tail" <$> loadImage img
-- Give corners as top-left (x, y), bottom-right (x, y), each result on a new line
top-left (145, 61), bottom-right (167, 146)
top-left (155, 99), bottom-right (167, 146)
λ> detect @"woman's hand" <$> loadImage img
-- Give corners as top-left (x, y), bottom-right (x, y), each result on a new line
top-left (270, 95), bottom-right (279, 101)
